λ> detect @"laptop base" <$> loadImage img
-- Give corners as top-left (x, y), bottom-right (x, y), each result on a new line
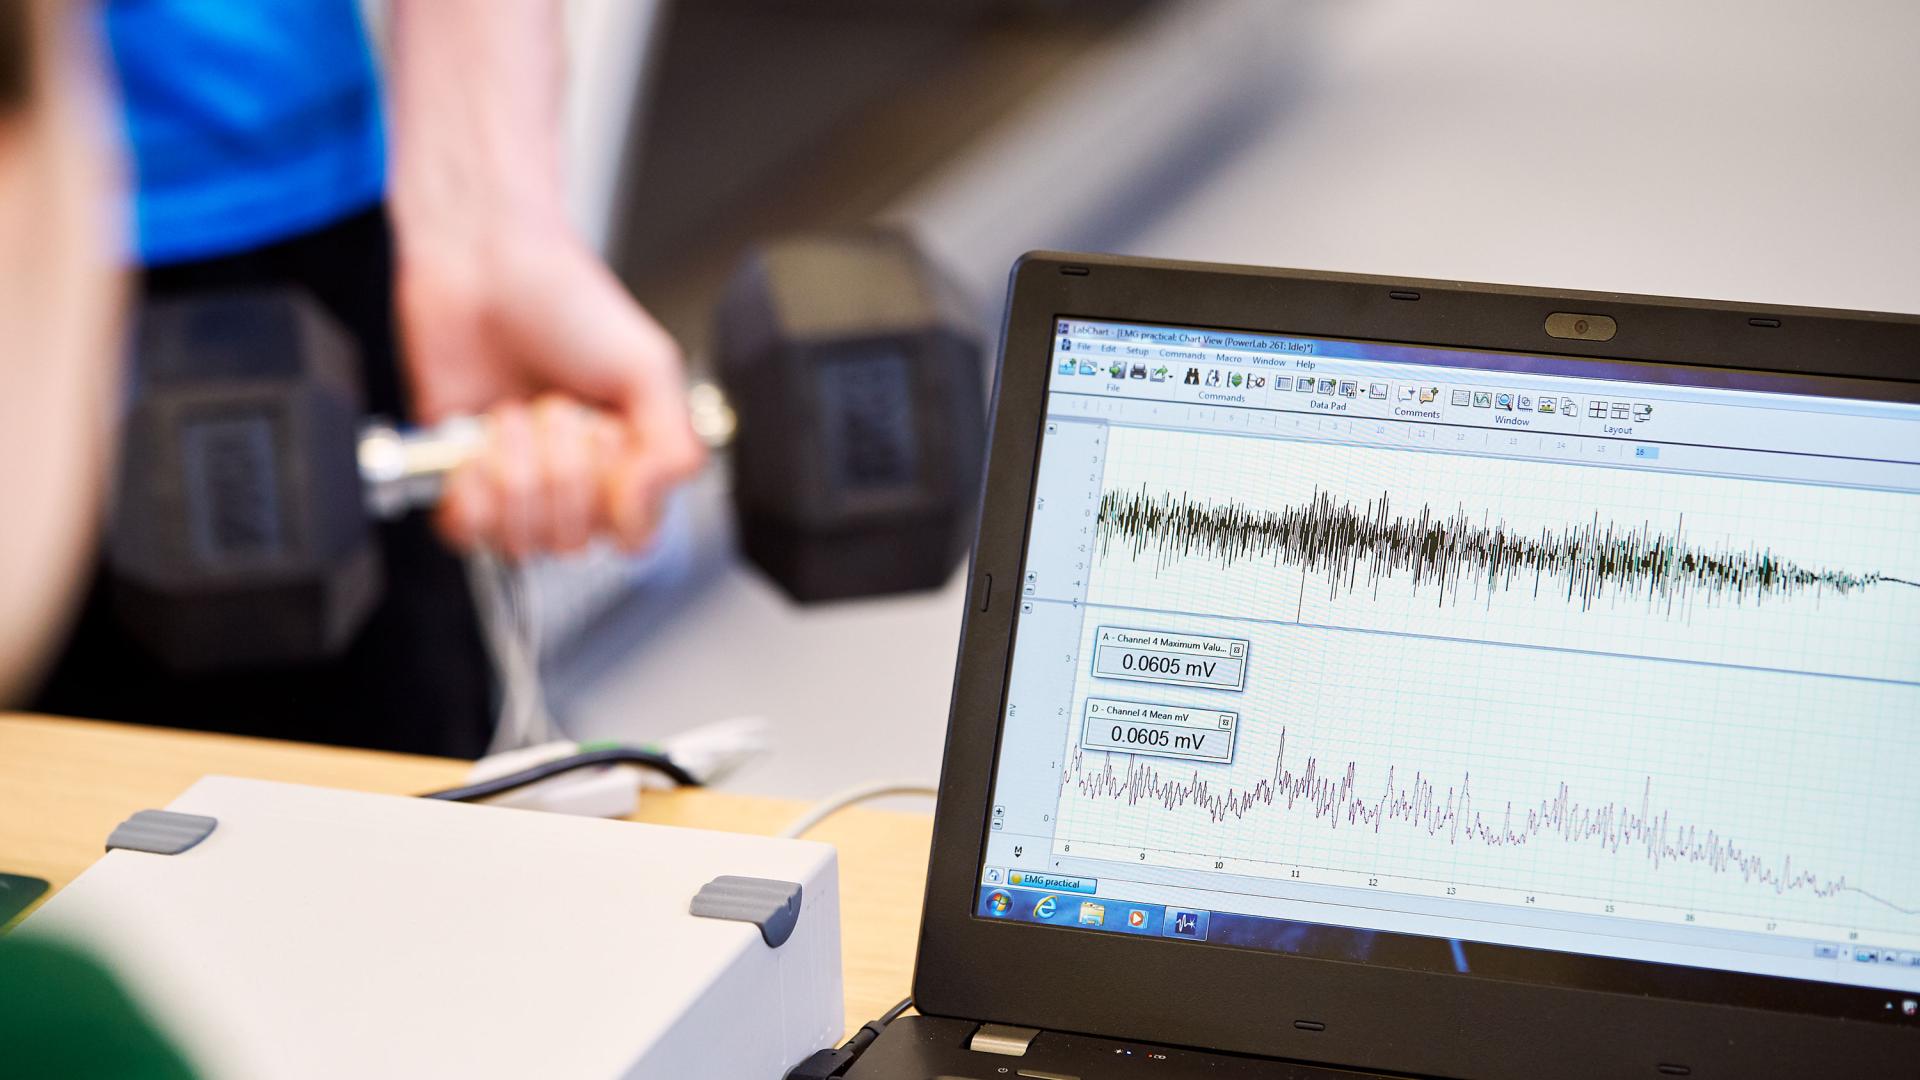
top-left (842, 1015), bottom-right (1394, 1079)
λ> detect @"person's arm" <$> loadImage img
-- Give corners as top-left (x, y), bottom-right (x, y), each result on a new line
top-left (387, 0), bottom-right (702, 557)
top-left (0, 0), bottom-right (124, 701)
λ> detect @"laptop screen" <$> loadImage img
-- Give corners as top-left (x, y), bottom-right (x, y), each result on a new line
top-left (977, 316), bottom-right (1920, 1025)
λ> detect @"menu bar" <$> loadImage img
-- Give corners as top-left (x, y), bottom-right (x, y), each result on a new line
top-left (1049, 324), bottom-right (1920, 467)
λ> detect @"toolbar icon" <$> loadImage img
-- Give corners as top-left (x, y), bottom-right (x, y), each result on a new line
top-left (1338, 379), bottom-right (1359, 397)
top-left (1206, 369), bottom-right (1222, 387)
top-left (1296, 376), bottom-right (1315, 392)
top-left (1472, 391), bottom-right (1493, 408)
top-left (1057, 359), bottom-right (1075, 375)
top-left (1633, 403), bottom-right (1653, 421)
top-left (1316, 377), bottom-right (1336, 395)
top-left (1561, 397), bottom-right (1576, 415)
top-left (1078, 901), bottom-right (1106, 927)
top-left (1228, 372), bottom-right (1243, 388)
top-left (1078, 360), bottom-right (1095, 375)
top-left (1588, 400), bottom-right (1608, 418)
top-left (1150, 365), bottom-right (1169, 382)
top-left (1034, 895), bottom-right (1059, 919)
top-left (1185, 368), bottom-right (1200, 385)
top-left (1516, 393), bottom-right (1533, 411)
top-left (1495, 392), bottom-right (1514, 411)
top-left (1127, 909), bottom-right (1148, 928)
top-left (1538, 397), bottom-right (1556, 414)
top-left (1107, 362), bottom-right (1126, 379)
top-left (1369, 382), bottom-right (1388, 399)
top-left (1611, 403), bottom-right (1630, 420)
top-left (1417, 386), bottom-right (1438, 404)
top-left (1129, 363), bottom-right (1147, 380)
top-left (1451, 389), bottom-right (1471, 407)
top-left (1398, 385), bottom-right (1416, 402)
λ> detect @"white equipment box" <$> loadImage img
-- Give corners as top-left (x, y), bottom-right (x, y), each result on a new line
top-left (19, 777), bottom-right (843, 1079)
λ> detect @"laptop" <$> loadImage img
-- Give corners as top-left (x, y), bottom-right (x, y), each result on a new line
top-left (843, 253), bottom-right (1920, 1078)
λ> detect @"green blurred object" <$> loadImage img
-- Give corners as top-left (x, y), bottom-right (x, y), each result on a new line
top-left (0, 873), bottom-right (48, 928)
top-left (0, 936), bottom-right (200, 1079)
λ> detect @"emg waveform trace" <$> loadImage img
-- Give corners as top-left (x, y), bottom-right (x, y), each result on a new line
top-left (1080, 428), bottom-right (1920, 684)
top-left (1062, 734), bottom-right (1917, 920)
top-left (1098, 486), bottom-right (1919, 611)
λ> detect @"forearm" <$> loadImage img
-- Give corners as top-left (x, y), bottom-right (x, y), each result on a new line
top-left (387, 0), bottom-right (572, 261)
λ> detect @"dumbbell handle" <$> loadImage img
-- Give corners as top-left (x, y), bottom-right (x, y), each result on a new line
top-left (357, 416), bottom-right (488, 519)
top-left (355, 381), bottom-right (738, 520)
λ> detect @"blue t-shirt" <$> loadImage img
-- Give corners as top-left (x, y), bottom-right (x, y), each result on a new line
top-left (106, 0), bottom-right (387, 266)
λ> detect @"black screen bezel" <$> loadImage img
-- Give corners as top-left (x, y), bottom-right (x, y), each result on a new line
top-left (913, 252), bottom-right (1920, 1079)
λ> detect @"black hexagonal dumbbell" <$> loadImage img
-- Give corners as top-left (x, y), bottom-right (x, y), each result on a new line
top-left (110, 288), bottom-right (392, 672)
top-left (715, 227), bottom-right (987, 602)
top-left (107, 226), bottom-right (986, 672)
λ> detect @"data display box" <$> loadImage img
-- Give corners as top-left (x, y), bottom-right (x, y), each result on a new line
top-left (1080, 697), bottom-right (1237, 764)
top-left (1091, 626), bottom-right (1248, 691)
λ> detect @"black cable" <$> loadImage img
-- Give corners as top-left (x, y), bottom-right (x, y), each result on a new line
top-left (783, 997), bottom-right (914, 1079)
top-left (420, 747), bottom-right (701, 802)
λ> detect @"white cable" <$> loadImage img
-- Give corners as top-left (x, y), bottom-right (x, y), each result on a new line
top-left (777, 780), bottom-right (940, 840)
top-left (469, 550), bottom-right (558, 753)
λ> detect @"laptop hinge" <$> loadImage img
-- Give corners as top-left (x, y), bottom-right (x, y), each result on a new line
top-left (970, 1023), bottom-right (1041, 1056)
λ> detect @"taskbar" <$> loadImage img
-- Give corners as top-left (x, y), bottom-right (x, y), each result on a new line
top-left (972, 882), bottom-right (1920, 1027)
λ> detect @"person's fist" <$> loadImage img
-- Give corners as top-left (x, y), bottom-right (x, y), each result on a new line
top-left (397, 228), bottom-right (705, 557)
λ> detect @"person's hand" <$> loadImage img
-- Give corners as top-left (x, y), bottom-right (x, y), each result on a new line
top-left (386, 0), bottom-right (704, 560)
top-left (395, 224), bottom-right (706, 558)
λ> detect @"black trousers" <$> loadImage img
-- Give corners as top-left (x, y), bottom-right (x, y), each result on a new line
top-left (31, 208), bottom-right (496, 758)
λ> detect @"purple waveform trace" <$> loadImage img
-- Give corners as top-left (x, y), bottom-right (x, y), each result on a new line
top-left (1066, 731), bottom-right (1916, 916)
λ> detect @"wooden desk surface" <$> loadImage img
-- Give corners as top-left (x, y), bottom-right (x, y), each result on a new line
top-left (0, 713), bottom-right (929, 1031)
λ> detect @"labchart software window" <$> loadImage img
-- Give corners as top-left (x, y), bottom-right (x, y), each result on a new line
top-left (975, 318), bottom-right (1920, 1019)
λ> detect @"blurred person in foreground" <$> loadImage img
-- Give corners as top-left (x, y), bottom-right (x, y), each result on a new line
top-left (30, 1), bottom-right (705, 756)
top-left (0, 2), bottom-right (197, 1073)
